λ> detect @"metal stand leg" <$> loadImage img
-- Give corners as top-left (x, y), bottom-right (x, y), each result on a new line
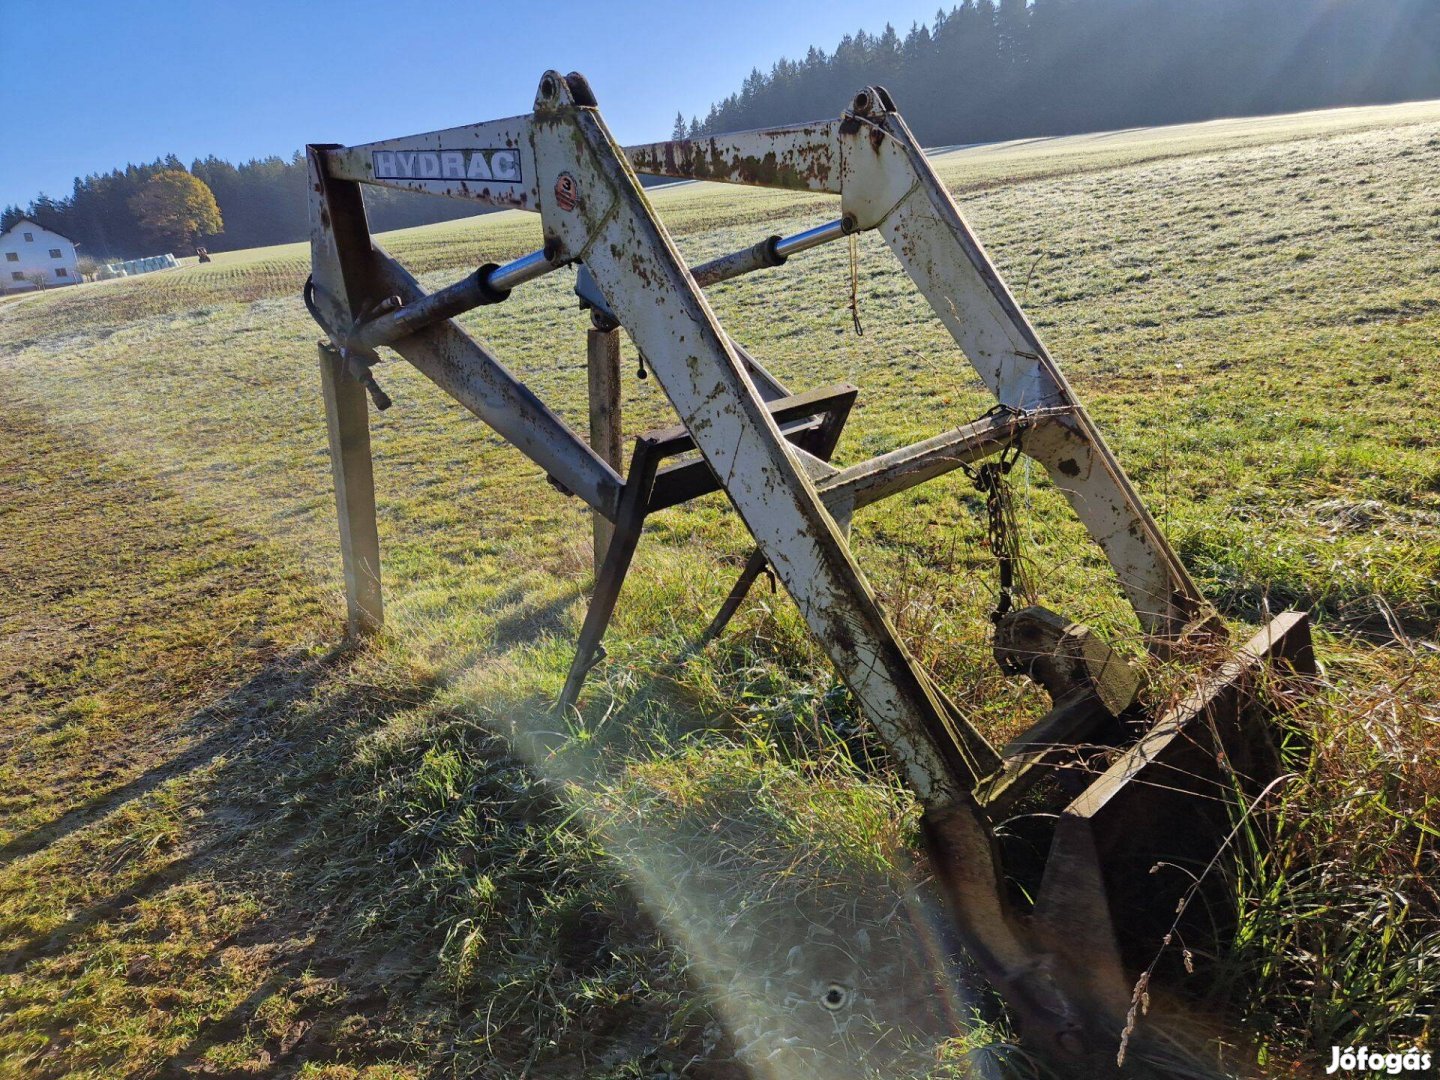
top-left (695, 548), bottom-right (769, 648)
top-left (317, 341), bottom-right (383, 638)
top-left (556, 441), bottom-right (659, 713)
top-left (693, 397), bottom-right (853, 651)
top-left (587, 323), bottom-right (623, 573)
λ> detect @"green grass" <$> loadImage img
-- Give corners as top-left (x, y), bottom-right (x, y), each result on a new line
top-left (1, 101), bottom-right (1438, 1078)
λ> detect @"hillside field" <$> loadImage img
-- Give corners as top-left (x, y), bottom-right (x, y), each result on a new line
top-left (2, 100), bottom-right (1439, 1079)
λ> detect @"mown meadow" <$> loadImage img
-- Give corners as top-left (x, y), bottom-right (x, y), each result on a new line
top-left (1, 99), bottom-right (1438, 1078)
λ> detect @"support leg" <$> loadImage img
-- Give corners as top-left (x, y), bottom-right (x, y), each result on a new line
top-left (695, 548), bottom-right (769, 649)
top-left (587, 323), bottom-right (623, 573)
top-left (318, 341), bottom-right (383, 638)
top-left (694, 391), bottom-right (855, 650)
top-left (556, 442), bottom-right (660, 714)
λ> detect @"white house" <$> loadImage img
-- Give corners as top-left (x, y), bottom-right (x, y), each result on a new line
top-left (0, 219), bottom-right (80, 292)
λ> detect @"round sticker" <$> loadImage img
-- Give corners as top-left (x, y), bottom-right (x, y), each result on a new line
top-left (554, 172), bottom-right (579, 212)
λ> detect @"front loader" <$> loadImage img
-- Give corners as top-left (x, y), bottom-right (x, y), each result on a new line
top-left (302, 71), bottom-right (1313, 1074)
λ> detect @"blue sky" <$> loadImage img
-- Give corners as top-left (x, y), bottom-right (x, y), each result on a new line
top-left (0, 0), bottom-right (944, 209)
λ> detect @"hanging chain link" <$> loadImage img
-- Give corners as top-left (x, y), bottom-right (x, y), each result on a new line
top-left (963, 408), bottom-right (1032, 623)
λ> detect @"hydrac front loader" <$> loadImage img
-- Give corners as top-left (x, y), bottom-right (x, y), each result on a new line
top-left (302, 71), bottom-right (1313, 1073)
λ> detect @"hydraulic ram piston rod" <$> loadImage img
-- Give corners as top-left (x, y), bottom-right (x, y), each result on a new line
top-left (578, 218), bottom-right (850, 320)
top-left (360, 219), bottom-right (846, 352)
top-left (773, 218), bottom-right (849, 260)
top-left (689, 218), bottom-right (847, 288)
top-left (354, 248), bottom-right (561, 350)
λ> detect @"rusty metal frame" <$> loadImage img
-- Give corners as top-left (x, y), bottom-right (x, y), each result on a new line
top-left (623, 102), bottom-right (1206, 644)
top-left (305, 72), bottom-right (1311, 1069)
top-left (556, 381), bottom-right (860, 714)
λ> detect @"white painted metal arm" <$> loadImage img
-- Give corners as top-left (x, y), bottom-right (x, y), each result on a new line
top-left (529, 72), bottom-right (983, 806)
top-left (306, 141), bottom-right (623, 520)
top-left (835, 94), bottom-right (1208, 640)
top-left (624, 121), bottom-right (843, 192)
top-left (323, 115), bottom-right (540, 210)
top-left (614, 92), bottom-right (1207, 639)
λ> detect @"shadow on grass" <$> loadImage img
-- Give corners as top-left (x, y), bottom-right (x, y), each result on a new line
top-left (0, 848), bottom-right (215, 975)
top-left (144, 950), bottom-right (379, 1080)
top-left (491, 582), bottom-right (587, 651)
top-left (0, 642), bottom-right (453, 1074)
top-left (138, 656), bottom-right (452, 1076)
top-left (0, 649), bottom-right (345, 870)
top-left (0, 733), bottom-right (239, 872)
top-left (0, 648), bottom-right (367, 972)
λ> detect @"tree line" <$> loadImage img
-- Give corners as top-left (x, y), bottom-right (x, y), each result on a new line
top-left (8, 0), bottom-right (1440, 260)
top-left (678, 0), bottom-right (1440, 146)
top-left (1, 153), bottom-right (487, 261)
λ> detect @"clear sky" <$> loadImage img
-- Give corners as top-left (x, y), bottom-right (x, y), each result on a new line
top-left (0, 0), bottom-right (944, 209)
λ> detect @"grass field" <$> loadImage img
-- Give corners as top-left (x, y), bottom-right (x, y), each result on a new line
top-left (2, 99), bottom-right (1439, 1079)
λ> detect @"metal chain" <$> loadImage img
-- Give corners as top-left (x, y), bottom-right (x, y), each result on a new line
top-left (962, 409), bottom-right (1031, 623)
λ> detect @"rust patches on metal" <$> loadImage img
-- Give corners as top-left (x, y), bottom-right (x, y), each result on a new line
top-left (625, 128), bottom-right (838, 191)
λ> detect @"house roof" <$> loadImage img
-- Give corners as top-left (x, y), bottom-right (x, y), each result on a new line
top-left (1, 219), bottom-right (74, 243)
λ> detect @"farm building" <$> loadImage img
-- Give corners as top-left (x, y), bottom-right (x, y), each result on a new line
top-left (0, 218), bottom-right (80, 292)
